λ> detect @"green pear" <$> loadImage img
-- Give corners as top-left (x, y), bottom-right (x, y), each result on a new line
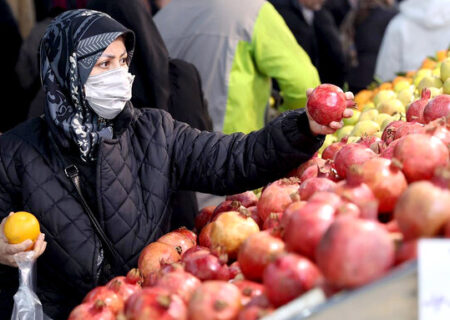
top-left (336, 125), bottom-right (354, 140)
top-left (359, 109), bottom-right (379, 122)
top-left (444, 78), bottom-right (450, 94)
top-left (373, 90), bottom-right (396, 106)
top-left (351, 120), bottom-right (380, 137)
top-left (394, 80), bottom-right (411, 93)
top-left (441, 58), bottom-right (450, 82)
top-left (375, 113), bottom-right (393, 126)
top-left (413, 69), bottom-right (433, 87)
top-left (417, 76), bottom-right (443, 92)
top-left (343, 109), bottom-right (361, 126)
top-left (377, 99), bottom-right (405, 116)
top-left (429, 87), bottom-right (443, 98)
top-left (397, 87), bottom-right (414, 106)
top-left (362, 102), bottom-right (376, 111)
top-left (346, 136), bottom-right (361, 144)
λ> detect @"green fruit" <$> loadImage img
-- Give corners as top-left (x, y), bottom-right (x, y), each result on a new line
top-left (397, 87), bottom-right (414, 107)
top-left (373, 90), bottom-right (396, 106)
top-left (359, 109), bottom-right (379, 122)
top-left (375, 113), bottom-right (393, 126)
top-left (351, 120), bottom-right (380, 137)
top-left (417, 76), bottom-right (443, 91)
top-left (429, 87), bottom-right (443, 98)
top-left (343, 109), bottom-right (361, 126)
top-left (441, 58), bottom-right (450, 82)
top-left (362, 102), bottom-right (376, 111)
top-left (444, 78), bottom-right (450, 94)
top-left (413, 69), bottom-right (433, 87)
top-left (394, 80), bottom-right (410, 93)
top-left (377, 99), bottom-right (405, 116)
top-left (336, 125), bottom-right (354, 140)
top-left (318, 134), bottom-right (337, 154)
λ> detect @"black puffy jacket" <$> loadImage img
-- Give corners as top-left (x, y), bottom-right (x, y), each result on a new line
top-left (0, 105), bottom-right (323, 319)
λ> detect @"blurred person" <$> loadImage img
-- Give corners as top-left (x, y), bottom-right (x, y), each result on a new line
top-left (341, 0), bottom-right (398, 93)
top-left (270, 0), bottom-right (347, 86)
top-left (6, 0), bottom-right (35, 38)
top-left (154, 0), bottom-right (320, 206)
top-left (0, 9), bottom-right (354, 319)
top-left (87, 0), bottom-right (213, 229)
top-left (375, 0), bottom-right (450, 81)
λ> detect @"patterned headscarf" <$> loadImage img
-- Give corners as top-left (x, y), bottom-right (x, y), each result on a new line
top-left (40, 9), bottom-right (135, 161)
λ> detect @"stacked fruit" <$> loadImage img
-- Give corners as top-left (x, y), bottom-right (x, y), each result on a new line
top-left (319, 49), bottom-right (450, 152)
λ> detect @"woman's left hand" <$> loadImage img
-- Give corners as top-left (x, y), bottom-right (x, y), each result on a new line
top-left (305, 89), bottom-right (355, 136)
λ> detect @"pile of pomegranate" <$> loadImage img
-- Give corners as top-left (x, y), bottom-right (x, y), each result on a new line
top-left (69, 91), bottom-right (450, 320)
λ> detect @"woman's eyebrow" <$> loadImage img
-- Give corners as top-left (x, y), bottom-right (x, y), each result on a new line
top-left (99, 50), bottom-right (127, 59)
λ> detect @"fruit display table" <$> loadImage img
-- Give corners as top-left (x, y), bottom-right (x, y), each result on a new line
top-left (264, 261), bottom-right (417, 320)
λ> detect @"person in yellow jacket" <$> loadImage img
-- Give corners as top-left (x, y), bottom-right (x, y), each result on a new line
top-left (154, 0), bottom-right (321, 134)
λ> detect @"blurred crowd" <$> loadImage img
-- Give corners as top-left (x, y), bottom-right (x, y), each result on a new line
top-left (1, 0), bottom-right (450, 135)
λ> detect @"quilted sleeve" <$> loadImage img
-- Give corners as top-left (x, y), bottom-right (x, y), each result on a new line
top-left (169, 109), bottom-right (324, 195)
top-left (0, 138), bottom-right (19, 220)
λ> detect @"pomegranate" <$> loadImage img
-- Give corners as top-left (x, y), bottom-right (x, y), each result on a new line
top-left (246, 206), bottom-right (263, 228)
top-left (384, 220), bottom-right (400, 233)
top-left (379, 138), bottom-right (401, 159)
top-left (432, 165), bottom-right (450, 189)
top-left (155, 270), bottom-right (201, 303)
top-left (322, 138), bottom-right (347, 160)
top-left (395, 240), bottom-right (418, 266)
top-left (445, 220), bottom-right (450, 238)
top-left (357, 136), bottom-right (382, 148)
top-left (284, 202), bottom-right (335, 260)
top-left (83, 286), bottom-right (124, 315)
top-left (182, 250), bottom-right (229, 281)
top-left (68, 301), bottom-right (115, 320)
top-left (138, 242), bottom-right (181, 281)
top-left (346, 158), bottom-right (408, 213)
top-left (237, 306), bottom-right (273, 320)
top-left (393, 134), bottom-right (449, 182)
top-left (229, 261), bottom-right (243, 279)
top-left (263, 253), bottom-right (323, 307)
top-left (195, 206), bottom-right (216, 232)
top-left (262, 212), bottom-right (283, 231)
top-left (316, 217), bottom-right (395, 288)
top-left (173, 227), bottom-right (197, 245)
top-left (334, 144), bottom-right (377, 178)
top-left (237, 231), bottom-right (286, 281)
top-left (106, 276), bottom-right (141, 301)
top-left (394, 181), bottom-right (450, 240)
top-left (125, 287), bottom-right (187, 320)
top-left (299, 164), bottom-right (320, 182)
top-left (306, 83), bottom-right (347, 125)
top-left (423, 94), bottom-right (450, 123)
top-left (292, 158), bottom-right (326, 179)
top-left (126, 268), bottom-right (143, 285)
top-left (298, 177), bottom-right (336, 201)
top-left (226, 191), bottom-right (258, 208)
top-left (334, 181), bottom-right (378, 220)
top-left (393, 122), bottom-right (425, 140)
top-left (210, 211), bottom-right (260, 259)
top-left (231, 280), bottom-right (266, 306)
top-left (257, 178), bottom-right (301, 222)
top-left (308, 191), bottom-right (343, 209)
top-left (381, 121), bottom-right (406, 145)
top-left (210, 200), bottom-right (243, 222)
top-left (188, 281), bottom-right (242, 320)
top-left (158, 231), bottom-right (195, 256)
top-left (279, 201), bottom-right (307, 237)
top-left (406, 88), bottom-right (431, 123)
top-left (335, 202), bottom-right (361, 218)
top-left (198, 222), bottom-right (213, 248)
top-left (181, 245), bottom-right (210, 259)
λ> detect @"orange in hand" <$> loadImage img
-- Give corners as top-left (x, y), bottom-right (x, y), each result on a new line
top-left (3, 211), bottom-right (40, 250)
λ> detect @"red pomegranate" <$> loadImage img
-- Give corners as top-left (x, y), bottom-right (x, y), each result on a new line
top-left (432, 165), bottom-right (450, 189)
top-left (262, 212), bottom-right (283, 231)
top-left (406, 88), bottom-right (431, 123)
top-left (158, 231), bottom-right (196, 256)
top-left (357, 136), bottom-right (382, 148)
top-left (173, 227), bottom-right (197, 245)
top-left (394, 181), bottom-right (450, 240)
top-left (238, 231), bottom-right (286, 281)
top-left (106, 276), bottom-right (141, 302)
top-left (322, 138), bottom-right (348, 160)
top-left (125, 287), bottom-right (187, 320)
top-left (182, 250), bottom-right (229, 281)
top-left (393, 122), bottom-right (425, 140)
top-left (346, 158), bottom-right (408, 213)
top-left (155, 270), bottom-right (201, 303)
top-left (445, 220), bottom-right (450, 238)
top-left (229, 261), bottom-right (243, 279)
top-left (210, 211), bottom-right (260, 259)
top-left (188, 281), bottom-right (242, 320)
top-left (316, 217), bottom-right (395, 288)
top-left (246, 206), bottom-right (263, 228)
top-left (198, 222), bottom-right (213, 248)
top-left (210, 200), bottom-right (243, 222)
top-left (335, 202), bottom-right (361, 218)
top-left (279, 201), bottom-right (307, 236)
top-left (126, 268), bottom-right (143, 285)
top-left (68, 301), bottom-right (115, 320)
top-left (138, 242), bottom-right (181, 281)
top-left (226, 191), bottom-right (258, 208)
top-left (395, 240), bottom-right (418, 266)
top-left (263, 253), bottom-right (323, 307)
top-left (231, 280), bottom-right (266, 306)
top-left (237, 306), bottom-right (274, 320)
top-left (83, 286), bottom-right (124, 315)
top-left (334, 143), bottom-right (377, 178)
top-left (379, 138), bottom-right (401, 159)
top-left (308, 191), bottom-right (343, 209)
top-left (381, 121), bottom-right (406, 145)
top-left (423, 94), bottom-right (450, 123)
top-left (195, 206), bottom-right (216, 232)
top-left (257, 178), bottom-right (301, 222)
top-left (306, 84), bottom-right (347, 125)
top-left (292, 158), bottom-right (327, 179)
top-left (393, 134), bottom-right (449, 182)
top-left (298, 177), bottom-right (337, 201)
top-left (334, 181), bottom-right (378, 220)
top-left (284, 202), bottom-right (335, 261)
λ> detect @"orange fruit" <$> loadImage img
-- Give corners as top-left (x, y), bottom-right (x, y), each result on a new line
top-left (3, 211), bottom-right (40, 249)
top-left (420, 57), bottom-right (437, 70)
top-left (436, 50), bottom-right (448, 62)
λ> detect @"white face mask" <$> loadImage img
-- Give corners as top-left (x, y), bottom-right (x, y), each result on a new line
top-left (84, 67), bottom-right (135, 119)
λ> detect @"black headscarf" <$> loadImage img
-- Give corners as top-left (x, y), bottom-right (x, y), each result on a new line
top-left (87, 0), bottom-right (170, 110)
top-left (40, 9), bottom-right (135, 161)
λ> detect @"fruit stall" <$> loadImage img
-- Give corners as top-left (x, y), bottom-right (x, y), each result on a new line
top-left (64, 49), bottom-right (450, 320)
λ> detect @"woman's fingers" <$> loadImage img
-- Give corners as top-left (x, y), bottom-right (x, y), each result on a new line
top-left (329, 121), bottom-right (344, 130)
top-left (306, 88), bottom-right (314, 97)
top-left (345, 91), bottom-right (354, 100)
top-left (5, 240), bottom-right (33, 255)
top-left (343, 108), bottom-right (354, 118)
top-left (33, 234), bottom-right (46, 259)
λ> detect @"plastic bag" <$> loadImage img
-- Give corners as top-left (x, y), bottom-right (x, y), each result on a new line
top-left (11, 251), bottom-right (48, 320)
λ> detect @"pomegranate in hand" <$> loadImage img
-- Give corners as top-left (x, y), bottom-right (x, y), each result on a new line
top-left (307, 84), bottom-right (347, 125)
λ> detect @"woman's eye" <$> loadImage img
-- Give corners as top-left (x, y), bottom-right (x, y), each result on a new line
top-left (99, 61), bottom-right (109, 68)
top-left (120, 57), bottom-right (128, 65)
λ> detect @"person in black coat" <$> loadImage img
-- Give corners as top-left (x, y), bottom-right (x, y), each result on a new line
top-left (270, 0), bottom-right (347, 87)
top-left (0, 10), bottom-right (353, 319)
top-left (341, 0), bottom-right (398, 93)
top-left (87, 0), bottom-right (213, 230)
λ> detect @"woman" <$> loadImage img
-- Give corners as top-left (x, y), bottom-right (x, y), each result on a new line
top-left (0, 10), bottom-right (352, 319)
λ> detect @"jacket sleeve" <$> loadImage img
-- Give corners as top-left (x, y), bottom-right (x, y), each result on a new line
top-left (252, 2), bottom-right (321, 112)
top-left (169, 109), bottom-right (324, 195)
top-left (374, 17), bottom-right (402, 82)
